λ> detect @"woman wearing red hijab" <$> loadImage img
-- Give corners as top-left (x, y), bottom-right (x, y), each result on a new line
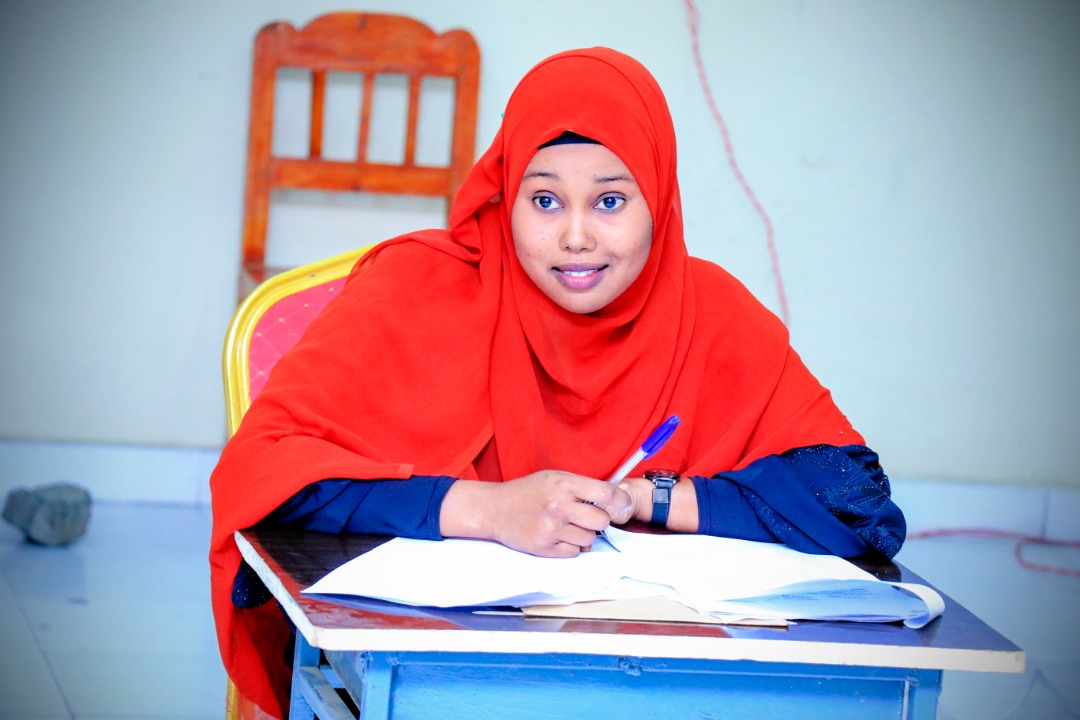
top-left (211, 47), bottom-right (904, 718)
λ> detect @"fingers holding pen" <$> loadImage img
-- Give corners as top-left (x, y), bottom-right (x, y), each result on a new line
top-left (541, 471), bottom-right (635, 533)
top-left (440, 416), bottom-right (683, 555)
top-left (490, 470), bottom-right (621, 555)
top-left (440, 470), bottom-right (634, 557)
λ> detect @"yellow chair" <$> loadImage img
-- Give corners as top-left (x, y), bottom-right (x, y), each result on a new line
top-left (224, 245), bottom-right (372, 433)
top-left (221, 244), bottom-right (372, 719)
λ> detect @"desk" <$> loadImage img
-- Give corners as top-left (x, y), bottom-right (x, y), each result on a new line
top-left (236, 529), bottom-right (1023, 720)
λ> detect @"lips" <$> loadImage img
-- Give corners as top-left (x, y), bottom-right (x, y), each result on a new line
top-left (552, 263), bottom-right (608, 291)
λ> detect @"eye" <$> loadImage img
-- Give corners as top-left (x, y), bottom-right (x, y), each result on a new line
top-left (595, 195), bottom-right (625, 211)
top-left (532, 194), bottom-right (563, 211)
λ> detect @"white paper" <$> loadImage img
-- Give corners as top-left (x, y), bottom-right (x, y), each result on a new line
top-left (303, 529), bottom-right (944, 626)
top-left (602, 527), bottom-right (878, 599)
top-left (304, 535), bottom-right (627, 607)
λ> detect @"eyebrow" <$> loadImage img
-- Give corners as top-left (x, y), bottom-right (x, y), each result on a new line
top-left (520, 170), bottom-right (637, 185)
top-left (521, 170), bottom-right (558, 181)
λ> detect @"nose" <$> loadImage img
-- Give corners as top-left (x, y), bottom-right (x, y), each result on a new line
top-left (560, 208), bottom-right (596, 252)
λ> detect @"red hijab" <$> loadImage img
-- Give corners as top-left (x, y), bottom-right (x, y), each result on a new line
top-left (211, 47), bottom-right (860, 717)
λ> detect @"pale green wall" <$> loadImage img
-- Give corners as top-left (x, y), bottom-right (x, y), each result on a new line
top-left (0, 0), bottom-right (1077, 487)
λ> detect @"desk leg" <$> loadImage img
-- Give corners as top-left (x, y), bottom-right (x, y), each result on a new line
top-left (906, 669), bottom-right (943, 720)
top-left (288, 637), bottom-right (318, 720)
top-left (326, 651), bottom-right (394, 720)
top-left (358, 653), bottom-right (394, 720)
top-left (289, 636), bottom-right (355, 720)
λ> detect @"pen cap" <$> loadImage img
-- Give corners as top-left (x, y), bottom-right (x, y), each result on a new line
top-left (642, 415), bottom-right (680, 457)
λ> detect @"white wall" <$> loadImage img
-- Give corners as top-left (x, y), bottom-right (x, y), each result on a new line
top-left (1, 0), bottom-right (1077, 488)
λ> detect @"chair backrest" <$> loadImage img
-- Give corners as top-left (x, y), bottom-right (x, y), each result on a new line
top-left (239, 11), bottom-right (480, 299)
top-left (223, 245), bottom-right (372, 437)
top-left (221, 244), bottom-right (371, 718)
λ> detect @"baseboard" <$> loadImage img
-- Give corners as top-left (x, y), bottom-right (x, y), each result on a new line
top-left (1, 440), bottom-right (1077, 541)
top-left (0, 439), bottom-right (219, 506)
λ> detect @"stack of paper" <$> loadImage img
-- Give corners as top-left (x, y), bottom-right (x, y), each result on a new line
top-left (302, 527), bottom-right (943, 628)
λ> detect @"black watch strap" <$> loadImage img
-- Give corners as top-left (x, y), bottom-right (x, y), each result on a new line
top-left (645, 469), bottom-right (680, 528)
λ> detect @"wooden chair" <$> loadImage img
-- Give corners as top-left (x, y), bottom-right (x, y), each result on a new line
top-left (221, 245), bottom-right (372, 718)
top-left (239, 11), bottom-right (480, 300)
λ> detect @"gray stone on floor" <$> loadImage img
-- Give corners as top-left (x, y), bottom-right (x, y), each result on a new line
top-left (2, 482), bottom-right (92, 545)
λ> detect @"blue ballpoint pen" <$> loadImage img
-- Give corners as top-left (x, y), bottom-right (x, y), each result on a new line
top-left (607, 415), bottom-right (681, 484)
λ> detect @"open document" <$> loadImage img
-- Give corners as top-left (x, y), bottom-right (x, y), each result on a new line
top-left (302, 527), bottom-right (943, 628)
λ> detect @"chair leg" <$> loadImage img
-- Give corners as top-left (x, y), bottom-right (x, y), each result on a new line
top-left (226, 678), bottom-right (278, 720)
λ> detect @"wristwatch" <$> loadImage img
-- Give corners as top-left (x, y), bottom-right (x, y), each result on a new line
top-left (644, 469), bottom-right (680, 528)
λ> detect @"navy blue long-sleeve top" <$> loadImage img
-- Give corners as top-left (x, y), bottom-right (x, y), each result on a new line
top-left (233, 444), bottom-right (905, 608)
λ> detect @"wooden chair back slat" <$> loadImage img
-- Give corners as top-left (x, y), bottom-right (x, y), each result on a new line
top-left (404, 74), bottom-right (421, 167)
top-left (358, 72), bottom-right (375, 164)
top-left (270, 158), bottom-right (451, 195)
top-left (308, 70), bottom-right (326, 158)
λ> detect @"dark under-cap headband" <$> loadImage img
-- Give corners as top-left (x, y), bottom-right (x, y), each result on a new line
top-left (538, 131), bottom-right (601, 149)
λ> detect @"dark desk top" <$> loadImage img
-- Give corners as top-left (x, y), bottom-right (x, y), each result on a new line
top-left (236, 528), bottom-right (1024, 674)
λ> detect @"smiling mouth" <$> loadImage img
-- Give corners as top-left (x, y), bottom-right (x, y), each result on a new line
top-left (552, 264), bottom-right (608, 290)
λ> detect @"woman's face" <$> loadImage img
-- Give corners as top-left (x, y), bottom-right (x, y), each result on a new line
top-left (511, 142), bottom-right (653, 314)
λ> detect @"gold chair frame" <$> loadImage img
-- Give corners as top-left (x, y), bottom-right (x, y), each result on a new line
top-left (223, 245), bottom-right (373, 437)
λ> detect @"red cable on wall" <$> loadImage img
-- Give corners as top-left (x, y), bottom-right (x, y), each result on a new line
top-left (683, 0), bottom-right (790, 325)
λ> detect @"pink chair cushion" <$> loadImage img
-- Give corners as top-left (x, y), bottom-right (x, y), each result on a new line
top-left (247, 280), bottom-right (343, 400)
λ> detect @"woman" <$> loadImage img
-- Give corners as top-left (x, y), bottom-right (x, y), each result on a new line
top-left (211, 47), bottom-right (904, 718)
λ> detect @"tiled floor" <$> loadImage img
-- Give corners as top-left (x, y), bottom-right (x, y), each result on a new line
top-left (0, 503), bottom-right (225, 720)
top-left (0, 501), bottom-right (1077, 719)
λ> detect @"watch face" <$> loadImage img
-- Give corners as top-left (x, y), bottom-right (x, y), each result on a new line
top-left (645, 469), bottom-right (679, 484)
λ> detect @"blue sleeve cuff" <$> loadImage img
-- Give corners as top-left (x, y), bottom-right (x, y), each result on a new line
top-left (261, 475), bottom-right (457, 541)
top-left (236, 476), bottom-right (456, 608)
top-left (691, 475), bottom-right (776, 543)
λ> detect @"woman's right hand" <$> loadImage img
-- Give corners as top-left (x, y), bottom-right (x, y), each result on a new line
top-left (439, 471), bottom-right (631, 558)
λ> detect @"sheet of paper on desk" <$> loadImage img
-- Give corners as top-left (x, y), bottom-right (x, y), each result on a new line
top-left (303, 533), bottom-right (632, 608)
top-left (600, 528), bottom-right (944, 628)
top-left (700, 579), bottom-right (943, 627)
top-left (302, 528), bottom-right (944, 628)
